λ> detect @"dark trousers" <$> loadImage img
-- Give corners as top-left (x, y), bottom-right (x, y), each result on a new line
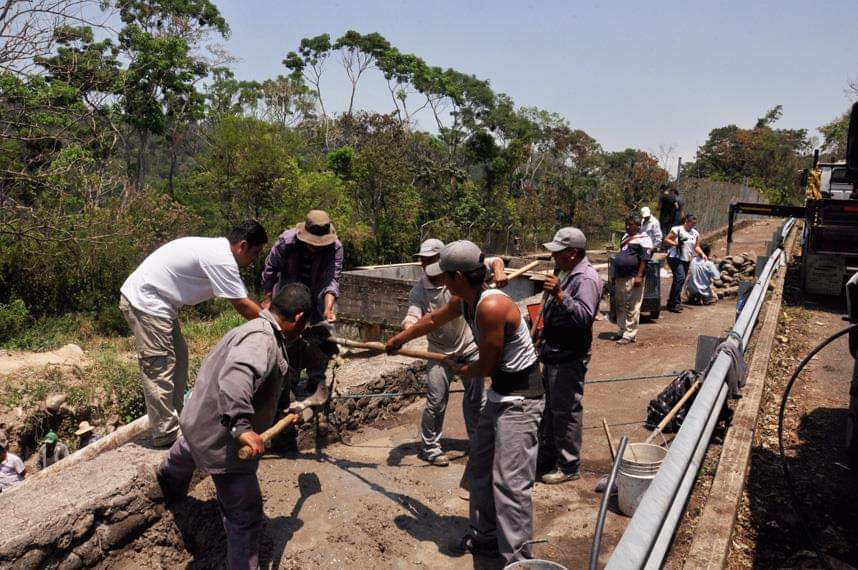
top-left (469, 396), bottom-right (544, 564)
top-left (667, 257), bottom-right (689, 308)
top-left (277, 339), bottom-right (329, 410)
top-left (538, 359), bottom-right (586, 474)
top-left (162, 437), bottom-right (264, 570)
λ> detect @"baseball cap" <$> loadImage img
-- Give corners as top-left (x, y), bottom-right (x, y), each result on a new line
top-left (44, 431), bottom-right (58, 444)
top-left (414, 238), bottom-right (444, 258)
top-left (641, 206), bottom-right (652, 218)
top-left (425, 240), bottom-right (484, 277)
top-left (543, 227), bottom-right (587, 252)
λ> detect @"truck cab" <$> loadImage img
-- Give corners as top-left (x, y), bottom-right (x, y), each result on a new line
top-left (818, 162), bottom-right (856, 200)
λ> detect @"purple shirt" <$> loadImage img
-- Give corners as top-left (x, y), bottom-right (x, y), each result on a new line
top-left (261, 229), bottom-right (343, 321)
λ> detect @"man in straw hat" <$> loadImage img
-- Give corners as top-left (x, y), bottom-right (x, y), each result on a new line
top-left (262, 210), bottom-right (343, 414)
top-left (75, 421), bottom-right (101, 449)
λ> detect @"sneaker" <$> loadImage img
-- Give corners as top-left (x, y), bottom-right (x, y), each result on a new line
top-left (448, 535), bottom-right (500, 557)
top-left (667, 306), bottom-right (682, 314)
top-left (616, 338), bottom-right (634, 345)
top-left (541, 469), bottom-right (581, 484)
top-left (418, 451), bottom-right (450, 467)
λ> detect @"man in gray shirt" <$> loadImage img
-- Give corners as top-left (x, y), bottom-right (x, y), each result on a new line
top-left (402, 239), bottom-right (506, 467)
top-left (151, 283), bottom-right (313, 570)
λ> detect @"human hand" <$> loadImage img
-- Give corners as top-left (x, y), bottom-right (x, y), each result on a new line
top-left (324, 308), bottom-right (337, 322)
top-left (633, 275), bottom-right (643, 287)
top-left (238, 431), bottom-right (264, 460)
top-left (543, 275), bottom-right (562, 299)
top-left (385, 336), bottom-right (404, 355)
top-left (493, 270), bottom-right (509, 288)
top-left (445, 356), bottom-right (466, 374)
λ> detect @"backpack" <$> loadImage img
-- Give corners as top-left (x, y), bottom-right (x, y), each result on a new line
top-left (645, 370), bottom-right (699, 433)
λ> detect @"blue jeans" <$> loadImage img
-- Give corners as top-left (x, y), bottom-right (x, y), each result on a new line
top-left (667, 257), bottom-right (689, 308)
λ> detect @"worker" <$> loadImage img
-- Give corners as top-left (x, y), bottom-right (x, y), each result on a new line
top-left (150, 283), bottom-right (313, 570)
top-left (37, 431), bottom-right (69, 470)
top-left (262, 210), bottom-right (342, 404)
top-left (401, 238), bottom-right (507, 467)
top-left (640, 206), bottom-right (663, 248)
top-left (537, 228), bottom-right (603, 484)
top-left (687, 243), bottom-right (720, 305)
top-left (612, 215), bottom-right (654, 345)
top-left (120, 220), bottom-right (268, 448)
top-left (664, 213), bottom-right (706, 313)
top-left (386, 240), bottom-right (544, 564)
top-left (75, 421), bottom-right (101, 449)
top-left (658, 186), bottom-right (684, 239)
top-left (0, 444), bottom-right (25, 491)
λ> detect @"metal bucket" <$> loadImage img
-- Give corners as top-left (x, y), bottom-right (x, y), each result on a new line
top-left (617, 443), bottom-right (667, 516)
top-left (504, 560), bottom-right (567, 570)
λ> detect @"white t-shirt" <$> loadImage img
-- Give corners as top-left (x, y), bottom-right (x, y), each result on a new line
top-left (0, 452), bottom-right (25, 490)
top-left (667, 225), bottom-right (700, 262)
top-left (121, 237), bottom-right (248, 319)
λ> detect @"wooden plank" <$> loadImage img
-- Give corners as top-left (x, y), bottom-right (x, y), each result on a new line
top-left (683, 228), bottom-right (795, 569)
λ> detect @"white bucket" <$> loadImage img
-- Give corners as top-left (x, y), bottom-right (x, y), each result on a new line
top-left (617, 443), bottom-right (667, 516)
top-left (504, 561), bottom-right (567, 570)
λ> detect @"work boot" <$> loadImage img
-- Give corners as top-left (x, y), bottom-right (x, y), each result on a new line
top-left (418, 451), bottom-right (450, 467)
top-left (448, 534), bottom-right (500, 557)
top-left (541, 469), bottom-right (581, 485)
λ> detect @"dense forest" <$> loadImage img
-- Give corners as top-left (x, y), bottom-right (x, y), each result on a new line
top-left (0, 0), bottom-right (852, 337)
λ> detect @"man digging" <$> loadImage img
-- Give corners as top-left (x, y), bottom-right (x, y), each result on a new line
top-left (386, 240), bottom-right (544, 564)
top-left (149, 283), bottom-right (313, 570)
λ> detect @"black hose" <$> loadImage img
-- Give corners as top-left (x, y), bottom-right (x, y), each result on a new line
top-left (589, 436), bottom-right (628, 570)
top-left (777, 323), bottom-right (857, 570)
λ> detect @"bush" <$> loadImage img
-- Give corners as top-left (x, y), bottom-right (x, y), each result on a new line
top-left (0, 299), bottom-right (29, 344)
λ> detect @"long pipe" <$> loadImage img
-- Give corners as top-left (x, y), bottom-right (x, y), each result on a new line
top-left (590, 436), bottom-right (629, 570)
top-left (606, 219), bottom-right (794, 568)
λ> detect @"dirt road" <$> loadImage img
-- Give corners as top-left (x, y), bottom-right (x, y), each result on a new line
top-left (107, 219), bottom-right (784, 569)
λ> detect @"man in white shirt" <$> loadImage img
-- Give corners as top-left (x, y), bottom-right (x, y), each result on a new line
top-left (401, 239), bottom-right (505, 467)
top-left (0, 444), bottom-right (25, 491)
top-left (119, 220), bottom-right (268, 447)
top-left (687, 244), bottom-right (720, 305)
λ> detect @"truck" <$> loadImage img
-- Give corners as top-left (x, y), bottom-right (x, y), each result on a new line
top-left (726, 101), bottom-right (858, 296)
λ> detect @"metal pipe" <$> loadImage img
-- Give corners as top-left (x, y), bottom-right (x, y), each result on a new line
top-left (606, 219), bottom-right (795, 568)
top-left (590, 436), bottom-right (629, 570)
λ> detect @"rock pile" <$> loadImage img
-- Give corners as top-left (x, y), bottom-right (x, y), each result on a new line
top-left (711, 252), bottom-right (757, 299)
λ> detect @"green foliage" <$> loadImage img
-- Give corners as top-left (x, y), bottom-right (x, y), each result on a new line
top-left (819, 108), bottom-right (851, 159)
top-left (0, 300), bottom-right (29, 344)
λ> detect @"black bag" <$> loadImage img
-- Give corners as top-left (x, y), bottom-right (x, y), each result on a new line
top-left (645, 370), bottom-right (699, 433)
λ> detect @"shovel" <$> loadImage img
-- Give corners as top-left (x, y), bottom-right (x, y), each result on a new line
top-left (238, 381), bottom-right (331, 460)
top-left (332, 337), bottom-right (449, 363)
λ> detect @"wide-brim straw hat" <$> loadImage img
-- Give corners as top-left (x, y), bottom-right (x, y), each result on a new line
top-left (295, 210), bottom-right (337, 247)
top-left (75, 421), bottom-right (95, 436)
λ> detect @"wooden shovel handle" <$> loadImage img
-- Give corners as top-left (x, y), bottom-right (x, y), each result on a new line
top-left (333, 338), bottom-right (449, 362)
top-left (489, 260), bottom-right (540, 288)
top-left (238, 411), bottom-right (301, 460)
top-left (644, 379), bottom-right (701, 444)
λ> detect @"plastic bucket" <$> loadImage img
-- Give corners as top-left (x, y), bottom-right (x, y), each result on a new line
top-left (617, 443), bottom-right (667, 516)
top-left (505, 560), bottom-right (567, 570)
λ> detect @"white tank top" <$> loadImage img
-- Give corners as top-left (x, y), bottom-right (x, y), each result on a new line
top-left (463, 289), bottom-right (538, 373)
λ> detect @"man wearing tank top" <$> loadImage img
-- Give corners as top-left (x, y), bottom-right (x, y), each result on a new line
top-left (386, 240), bottom-right (545, 564)
top-left (537, 227), bottom-right (604, 484)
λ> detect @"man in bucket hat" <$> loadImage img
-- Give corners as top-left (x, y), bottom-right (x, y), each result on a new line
top-left (262, 210), bottom-right (343, 424)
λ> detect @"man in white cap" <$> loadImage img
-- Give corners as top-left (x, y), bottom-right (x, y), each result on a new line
top-left (640, 206), bottom-right (663, 249)
top-left (401, 239), bottom-right (506, 467)
top-left (262, 210), bottom-right (343, 415)
top-left (537, 227), bottom-right (603, 483)
top-left (386, 240), bottom-right (544, 564)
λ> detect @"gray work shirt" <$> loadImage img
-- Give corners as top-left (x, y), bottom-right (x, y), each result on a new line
top-left (179, 310), bottom-right (289, 474)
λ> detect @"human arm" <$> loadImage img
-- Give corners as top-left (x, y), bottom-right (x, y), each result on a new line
top-left (260, 236), bottom-right (287, 300)
top-left (454, 296), bottom-right (507, 377)
top-left (230, 297), bottom-right (262, 320)
top-left (485, 256), bottom-right (508, 288)
top-left (387, 298), bottom-right (463, 352)
top-left (216, 332), bottom-right (273, 445)
top-left (36, 450), bottom-right (43, 471)
top-left (401, 285), bottom-right (424, 329)
top-left (544, 272), bottom-right (602, 328)
top-left (319, 242), bottom-right (344, 321)
top-left (323, 292), bottom-right (336, 322)
top-left (633, 259), bottom-right (647, 286)
top-left (664, 230), bottom-right (678, 249)
top-left (694, 240), bottom-right (707, 261)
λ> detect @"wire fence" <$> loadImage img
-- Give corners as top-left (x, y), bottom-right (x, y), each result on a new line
top-left (679, 178), bottom-right (765, 236)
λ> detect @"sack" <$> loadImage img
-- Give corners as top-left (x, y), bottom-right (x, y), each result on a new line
top-left (645, 370), bottom-right (699, 433)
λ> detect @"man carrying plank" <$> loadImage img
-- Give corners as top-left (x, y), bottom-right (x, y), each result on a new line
top-left (401, 238), bottom-right (507, 467)
top-left (386, 240), bottom-right (544, 564)
top-left (150, 283), bottom-right (313, 570)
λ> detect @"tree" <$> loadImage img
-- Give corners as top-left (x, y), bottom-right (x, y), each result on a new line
top-left (333, 30), bottom-right (390, 117)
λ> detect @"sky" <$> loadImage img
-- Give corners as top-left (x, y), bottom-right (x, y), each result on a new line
top-left (212, 0), bottom-right (858, 176)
